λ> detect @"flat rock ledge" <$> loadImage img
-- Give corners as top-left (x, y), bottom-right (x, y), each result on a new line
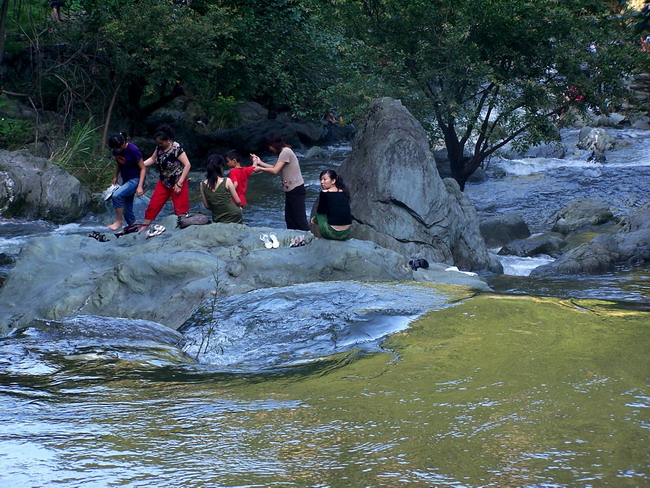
top-left (0, 215), bottom-right (491, 333)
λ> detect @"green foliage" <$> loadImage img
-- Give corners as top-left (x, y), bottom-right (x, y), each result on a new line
top-left (330, 0), bottom-right (647, 189)
top-left (0, 117), bottom-right (34, 149)
top-left (192, 95), bottom-right (242, 131)
top-left (50, 119), bottom-right (112, 191)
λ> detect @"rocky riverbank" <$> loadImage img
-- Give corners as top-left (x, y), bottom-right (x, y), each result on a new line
top-left (0, 215), bottom-right (490, 333)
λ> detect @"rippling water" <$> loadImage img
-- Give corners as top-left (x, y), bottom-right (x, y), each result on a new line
top-left (0, 295), bottom-right (647, 487)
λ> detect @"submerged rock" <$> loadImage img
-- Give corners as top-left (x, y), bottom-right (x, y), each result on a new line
top-left (0, 215), bottom-right (490, 333)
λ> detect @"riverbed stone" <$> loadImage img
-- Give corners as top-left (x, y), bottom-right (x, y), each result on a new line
top-left (551, 198), bottom-right (616, 235)
top-left (498, 233), bottom-right (566, 258)
top-left (479, 213), bottom-right (531, 248)
top-left (0, 214), bottom-right (491, 333)
top-left (337, 98), bottom-right (501, 273)
top-left (0, 150), bottom-right (92, 223)
top-left (531, 204), bottom-right (650, 275)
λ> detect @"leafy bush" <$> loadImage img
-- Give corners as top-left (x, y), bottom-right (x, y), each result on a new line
top-left (50, 119), bottom-right (113, 192)
top-left (194, 96), bottom-right (242, 131)
top-left (0, 118), bottom-right (35, 149)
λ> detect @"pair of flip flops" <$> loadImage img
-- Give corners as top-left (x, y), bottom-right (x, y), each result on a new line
top-left (260, 233), bottom-right (280, 248)
top-left (146, 224), bottom-right (166, 239)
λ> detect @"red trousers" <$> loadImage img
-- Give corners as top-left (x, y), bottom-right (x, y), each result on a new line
top-left (144, 180), bottom-right (189, 221)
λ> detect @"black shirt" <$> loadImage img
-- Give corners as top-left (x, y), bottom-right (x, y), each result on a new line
top-left (317, 191), bottom-right (352, 226)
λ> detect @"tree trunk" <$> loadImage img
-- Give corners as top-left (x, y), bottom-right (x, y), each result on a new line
top-left (0, 0), bottom-right (10, 66)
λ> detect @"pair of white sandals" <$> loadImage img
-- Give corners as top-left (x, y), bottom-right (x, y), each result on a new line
top-left (260, 233), bottom-right (280, 249)
top-left (146, 224), bottom-right (166, 239)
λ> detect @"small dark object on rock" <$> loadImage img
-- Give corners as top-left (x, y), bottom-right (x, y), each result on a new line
top-left (89, 231), bottom-right (109, 242)
top-left (409, 258), bottom-right (429, 271)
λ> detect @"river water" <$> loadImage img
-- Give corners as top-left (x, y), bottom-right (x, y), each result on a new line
top-left (0, 127), bottom-right (648, 487)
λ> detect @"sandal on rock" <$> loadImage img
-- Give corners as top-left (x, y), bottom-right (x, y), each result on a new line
top-left (260, 233), bottom-right (273, 249)
top-left (115, 223), bottom-right (140, 238)
top-left (146, 224), bottom-right (166, 239)
top-left (89, 231), bottom-right (109, 242)
top-left (269, 233), bottom-right (280, 248)
top-left (289, 235), bottom-right (305, 248)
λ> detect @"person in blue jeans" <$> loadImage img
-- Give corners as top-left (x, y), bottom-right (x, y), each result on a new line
top-left (107, 132), bottom-right (146, 231)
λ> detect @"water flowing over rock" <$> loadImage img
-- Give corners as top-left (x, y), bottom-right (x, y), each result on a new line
top-left (0, 150), bottom-right (91, 223)
top-left (337, 98), bottom-right (501, 272)
top-left (0, 215), bottom-right (490, 333)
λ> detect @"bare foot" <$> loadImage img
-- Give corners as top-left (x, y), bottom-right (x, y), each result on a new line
top-left (107, 221), bottom-right (123, 231)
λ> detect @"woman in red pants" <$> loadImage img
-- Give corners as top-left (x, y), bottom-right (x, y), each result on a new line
top-left (140, 124), bottom-right (191, 229)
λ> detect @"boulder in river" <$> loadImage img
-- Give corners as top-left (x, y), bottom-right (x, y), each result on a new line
top-left (551, 198), bottom-right (617, 236)
top-left (479, 212), bottom-right (531, 248)
top-left (337, 98), bottom-right (501, 273)
top-left (0, 150), bottom-right (92, 223)
top-left (531, 204), bottom-right (650, 275)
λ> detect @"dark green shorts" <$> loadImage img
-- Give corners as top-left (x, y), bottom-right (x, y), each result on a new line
top-left (316, 214), bottom-right (351, 240)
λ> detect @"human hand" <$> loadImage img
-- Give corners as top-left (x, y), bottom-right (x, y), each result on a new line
top-left (136, 187), bottom-right (144, 197)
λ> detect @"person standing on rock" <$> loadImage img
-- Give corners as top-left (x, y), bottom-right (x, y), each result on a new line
top-left (107, 132), bottom-right (146, 231)
top-left (251, 132), bottom-right (309, 231)
top-left (140, 124), bottom-right (191, 229)
top-left (310, 169), bottom-right (352, 240)
top-left (200, 154), bottom-right (243, 224)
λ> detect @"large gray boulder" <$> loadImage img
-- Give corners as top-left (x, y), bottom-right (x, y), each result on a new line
top-left (338, 98), bottom-right (501, 272)
top-left (0, 150), bottom-right (92, 223)
top-left (480, 213), bottom-right (531, 248)
top-left (0, 215), bottom-right (490, 333)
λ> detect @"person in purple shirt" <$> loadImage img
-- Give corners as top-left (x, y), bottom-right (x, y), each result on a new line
top-left (107, 132), bottom-right (146, 231)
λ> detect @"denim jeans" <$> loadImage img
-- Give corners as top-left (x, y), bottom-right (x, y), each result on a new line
top-left (112, 178), bottom-right (140, 225)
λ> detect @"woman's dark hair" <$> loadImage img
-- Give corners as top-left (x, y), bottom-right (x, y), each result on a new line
top-left (153, 123), bottom-right (174, 141)
top-left (225, 149), bottom-right (242, 162)
top-left (263, 132), bottom-right (289, 153)
top-left (108, 132), bottom-right (128, 150)
top-left (205, 154), bottom-right (226, 190)
top-left (320, 169), bottom-right (350, 199)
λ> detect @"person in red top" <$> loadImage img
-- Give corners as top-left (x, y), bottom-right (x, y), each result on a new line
top-left (225, 150), bottom-right (255, 206)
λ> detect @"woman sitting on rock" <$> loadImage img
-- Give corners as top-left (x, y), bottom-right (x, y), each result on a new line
top-left (200, 154), bottom-right (243, 224)
top-left (310, 169), bottom-right (352, 240)
top-left (140, 124), bottom-right (191, 229)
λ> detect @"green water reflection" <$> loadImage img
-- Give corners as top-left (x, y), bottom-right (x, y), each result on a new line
top-left (2, 294), bottom-right (649, 487)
